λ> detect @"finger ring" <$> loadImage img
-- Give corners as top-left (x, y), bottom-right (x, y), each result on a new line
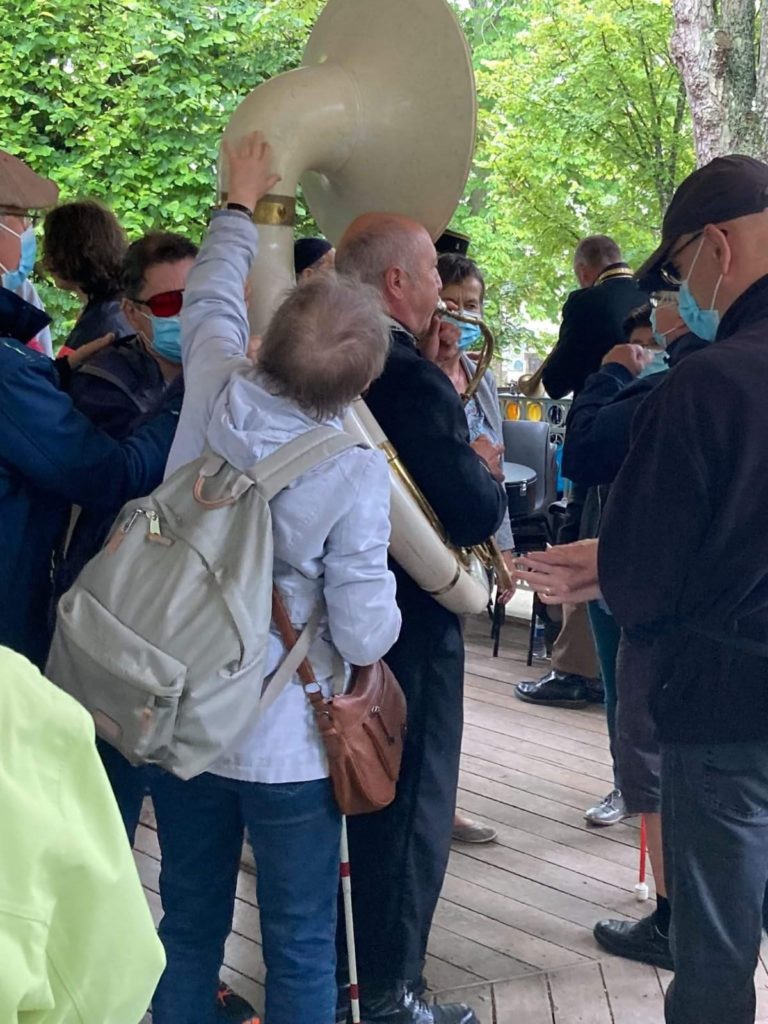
top-left (545, 587), bottom-right (553, 597)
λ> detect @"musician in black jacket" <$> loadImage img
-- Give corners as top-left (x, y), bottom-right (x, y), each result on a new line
top-left (542, 235), bottom-right (646, 399)
top-left (337, 214), bottom-right (507, 1024)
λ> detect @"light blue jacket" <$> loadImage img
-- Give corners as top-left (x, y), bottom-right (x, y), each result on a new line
top-left (170, 210), bottom-right (401, 783)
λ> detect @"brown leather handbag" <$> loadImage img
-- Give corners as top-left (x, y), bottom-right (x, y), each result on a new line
top-left (272, 589), bottom-right (407, 815)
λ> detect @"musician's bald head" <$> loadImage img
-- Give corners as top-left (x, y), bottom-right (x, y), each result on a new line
top-left (336, 212), bottom-right (441, 337)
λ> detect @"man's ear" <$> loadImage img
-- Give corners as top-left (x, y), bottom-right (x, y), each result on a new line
top-left (122, 297), bottom-right (143, 336)
top-left (707, 224), bottom-right (732, 277)
top-left (383, 265), bottom-right (405, 301)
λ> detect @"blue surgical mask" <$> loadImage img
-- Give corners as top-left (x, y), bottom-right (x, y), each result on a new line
top-left (637, 351), bottom-right (668, 379)
top-left (677, 236), bottom-right (721, 342)
top-left (0, 223), bottom-right (36, 291)
top-left (143, 313), bottom-right (182, 363)
top-left (443, 313), bottom-right (483, 351)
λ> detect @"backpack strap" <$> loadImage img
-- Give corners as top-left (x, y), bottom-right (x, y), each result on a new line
top-left (249, 426), bottom-right (360, 502)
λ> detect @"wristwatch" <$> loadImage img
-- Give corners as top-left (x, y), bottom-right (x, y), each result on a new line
top-left (226, 202), bottom-right (253, 217)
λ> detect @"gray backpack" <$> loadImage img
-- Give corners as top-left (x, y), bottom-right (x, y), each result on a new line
top-left (45, 426), bottom-right (356, 780)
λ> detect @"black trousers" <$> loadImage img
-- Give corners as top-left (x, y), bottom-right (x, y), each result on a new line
top-left (343, 578), bottom-right (465, 987)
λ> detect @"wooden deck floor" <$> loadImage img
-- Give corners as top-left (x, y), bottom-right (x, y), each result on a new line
top-left (136, 613), bottom-right (768, 1022)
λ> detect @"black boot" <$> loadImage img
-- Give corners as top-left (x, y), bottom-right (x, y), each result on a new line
top-left (359, 981), bottom-right (479, 1024)
top-left (593, 913), bottom-right (674, 971)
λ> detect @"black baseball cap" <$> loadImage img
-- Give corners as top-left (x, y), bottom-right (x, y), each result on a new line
top-left (637, 155), bottom-right (768, 291)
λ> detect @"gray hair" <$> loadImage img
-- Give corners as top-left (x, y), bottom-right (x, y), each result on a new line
top-left (336, 215), bottom-right (422, 291)
top-left (574, 235), bottom-right (622, 270)
top-left (257, 271), bottom-right (391, 420)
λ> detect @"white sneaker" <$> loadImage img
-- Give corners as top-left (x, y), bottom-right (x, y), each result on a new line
top-left (584, 788), bottom-right (631, 826)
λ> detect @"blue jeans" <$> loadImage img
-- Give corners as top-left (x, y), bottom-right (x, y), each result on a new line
top-left (587, 601), bottom-right (620, 786)
top-left (151, 772), bottom-right (341, 1024)
top-left (662, 742), bottom-right (768, 1024)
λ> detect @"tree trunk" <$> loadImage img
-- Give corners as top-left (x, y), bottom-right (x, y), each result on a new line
top-left (671, 0), bottom-right (763, 164)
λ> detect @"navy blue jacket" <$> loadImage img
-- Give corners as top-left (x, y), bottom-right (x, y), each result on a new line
top-left (562, 332), bottom-right (708, 487)
top-left (0, 292), bottom-right (178, 667)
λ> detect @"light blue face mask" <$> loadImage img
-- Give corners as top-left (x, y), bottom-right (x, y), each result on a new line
top-left (677, 236), bottom-right (722, 342)
top-left (143, 313), bottom-right (182, 363)
top-left (637, 351), bottom-right (669, 379)
top-left (0, 223), bottom-right (36, 291)
top-left (443, 313), bottom-right (483, 351)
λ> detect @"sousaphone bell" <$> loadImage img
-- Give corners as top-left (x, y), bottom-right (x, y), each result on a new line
top-left (220, 0), bottom-right (509, 613)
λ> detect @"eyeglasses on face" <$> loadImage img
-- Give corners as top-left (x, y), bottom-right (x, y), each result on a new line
top-left (137, 289), bottom-right (184, 318)
top-left (659, 230), bottom-right (704, 287)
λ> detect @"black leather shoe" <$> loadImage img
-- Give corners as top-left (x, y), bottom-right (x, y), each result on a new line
top-left (516, 670), bottom-right (591, 708)
top-left (359, 982), bottom-right (479, 1024)
top-left (593, 913), bottom-right (674, 971)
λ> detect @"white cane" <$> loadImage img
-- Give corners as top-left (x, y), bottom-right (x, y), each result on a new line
top-left (340, 817), bottom-right (361, 1024)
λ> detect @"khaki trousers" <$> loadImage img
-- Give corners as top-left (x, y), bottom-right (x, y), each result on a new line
top-left (550, 601), bottom-right (599, 679)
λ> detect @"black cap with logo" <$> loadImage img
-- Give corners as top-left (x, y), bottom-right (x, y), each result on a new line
top-left (637, 154), bottom-right (768, 291)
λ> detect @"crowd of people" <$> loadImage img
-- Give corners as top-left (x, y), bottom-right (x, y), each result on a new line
top-left (3, 126), bottom-right (768, 1024)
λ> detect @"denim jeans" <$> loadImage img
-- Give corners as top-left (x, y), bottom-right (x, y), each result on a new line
top-left (662, 741), bottom-right (768, 1024)
top-left (587, 601), bottom-right (620, 785)
top-left (151, 772), bottom-right (341, 1024)
top-left (96, 738), bottom-right (155, 843)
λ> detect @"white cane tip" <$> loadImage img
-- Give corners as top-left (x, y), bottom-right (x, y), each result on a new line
top-left (634, 882), bottom-right (650, 901)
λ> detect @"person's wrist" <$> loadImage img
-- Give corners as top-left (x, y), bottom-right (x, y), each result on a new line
top-left (226, 200), bottom-right (254, 218)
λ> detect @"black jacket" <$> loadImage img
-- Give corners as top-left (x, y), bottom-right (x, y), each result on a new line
top-left (542, 265), bottom-right (646, 398)
top-left (61, 335), bottom-right (167, 441)
top-left (366, 324), bottom-right (507, 556)
top-left (563, 332), bottom-right (708, 488)
top-left (65, 296), bottom-right (132, 351)
top-left (599, 275), bottom-right (768, 743)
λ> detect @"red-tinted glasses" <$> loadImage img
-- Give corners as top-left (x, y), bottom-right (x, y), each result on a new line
top-left (139, 289), bottom-right (185, 318)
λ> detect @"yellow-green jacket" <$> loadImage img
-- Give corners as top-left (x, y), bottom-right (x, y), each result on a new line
top-left (0, 647), bottom-right (165, 1021)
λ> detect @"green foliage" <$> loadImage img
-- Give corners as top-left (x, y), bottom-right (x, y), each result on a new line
top-left (449, 0), bottom-right (695, 353)
top-left (1, 0), bottom-right (693, 352)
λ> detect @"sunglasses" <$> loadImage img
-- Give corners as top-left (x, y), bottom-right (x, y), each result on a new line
top-left (137, 289), bottom-right (184, 318)
top-left (659, 231), bottom-right (704, 287)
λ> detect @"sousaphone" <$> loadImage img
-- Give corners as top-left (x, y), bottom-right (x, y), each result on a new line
top-left (220, 0), bottom-right (507, 614)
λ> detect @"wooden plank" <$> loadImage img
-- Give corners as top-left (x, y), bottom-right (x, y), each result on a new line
top-left (462, 717), bottom-right (615, 784)
top-left (465, 676), bottom-right (609, 737)
top-left (454, 790), bottom-right (640, 870)
top-left (464, 700), bottom-right (614, 767)
top-left (433, 898), bottom-right (587, 972)
top-left (447, 851), bottom-right (640, 931)
top-left (461, 751), bottom-right (611, 813)
top-left (457, 771), bottom-right (640, 850)
top-left (440, 874), bottom-right (600, 963)
top-left (462, 724), bottom-right (614, 790)
top-left (424, 954), bottom-right (485, 992)
top-left (432, 984), bottom-right (495, 1024)
top-left (450, 806), bottom-right (643, 891)
top-left (494, 974), bottom-right (553, 1024)
top-left (427, 923), bottom-right (534, 981)
top-left (601, 957), bottom-right (665, 1023)
top-left (549, 963), bottom-right (613, 1024)
top-left (447, 839), bottom-right (645, 921)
